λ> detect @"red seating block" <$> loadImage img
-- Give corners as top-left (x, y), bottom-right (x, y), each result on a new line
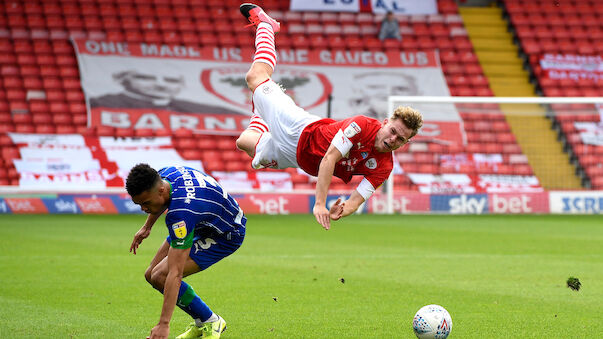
top-left (35, 125), bottom-right (56, 134)
top-left (56, 125), bottom-right (76, 134)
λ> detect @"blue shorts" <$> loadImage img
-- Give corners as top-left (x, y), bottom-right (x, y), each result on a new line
top-left (166, 232), bottom-right (244, 271)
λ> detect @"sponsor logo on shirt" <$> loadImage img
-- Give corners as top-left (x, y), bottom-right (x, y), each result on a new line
top-left (340, 158), bottom-right (359, 171)
top-left (344, 122), bottom-right (361, 138)
top-left (172, 221), bottom-right (187, 239)
top-left (365, 158), bottom-right (377, 169)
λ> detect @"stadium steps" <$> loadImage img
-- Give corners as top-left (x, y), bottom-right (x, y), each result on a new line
top-left (504, 107), bottom-right (582, 189)
top-left (459, 7), bottom-right (531, 93)
top-left (460, 6), bottom-right (582, 189)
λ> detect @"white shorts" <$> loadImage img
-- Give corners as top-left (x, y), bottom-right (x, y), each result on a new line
top-left (252, 80), bottom-right (320, 169)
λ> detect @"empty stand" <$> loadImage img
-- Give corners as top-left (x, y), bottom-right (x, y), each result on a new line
top-left (0, 0), bottom-right (558, 191)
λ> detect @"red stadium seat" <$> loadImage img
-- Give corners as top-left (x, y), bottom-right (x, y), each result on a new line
top-left (12, 113), bottom-right (32, 124)
top-left (35, 125), bottom-right (56, 134)
top-left (56, 125), bottom-right (77, 134)
top-left (173, 128), bottom-right (193, 138)
top-left (134, 129), bottom-right (155, 137)
top-left (175, 137), bottom-right (197, 150)
top-left (198, 139), bottom-right (218, 150)
top-left (115, 128), bottom-right (135, 137)
top-left (15, 124), bottom-right (35, 133)
top-left (154, 128), bottom-right (172, 137)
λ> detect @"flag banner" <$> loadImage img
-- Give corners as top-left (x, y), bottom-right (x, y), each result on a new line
top-left (407, 173), bottom-right (542, 194)
top-left (74, 40), bottom-right (460, 144)
top-left (574, 122), bottom-right (603, 146)
top-left (539, 54), bottom-right (603, 83)
top-left (290, 0), bottom-right (438, 14)
top-left (99, 136), bottom-right (203, 180)
top-left (408, 173), bottom-right (475, 194)
top-left (8, 133), bottom-right (201, 188)
top-left (476, 174), bottom-right (543, 193)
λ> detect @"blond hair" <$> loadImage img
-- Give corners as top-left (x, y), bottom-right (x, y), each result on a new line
top-left (391, 106), bottom-right (423, 138)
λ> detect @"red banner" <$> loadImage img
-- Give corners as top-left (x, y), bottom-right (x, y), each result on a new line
top-left (74, 40), bottom-right (441, 68)
top-left (4, 198), bottom-right (48, 214)
top-left (74, 197), bottom-right (118, 214)
top-left (369, 192), bottom-right (431, 213)
top-left (488, 192), bottom-right (549, 213)
top-left (235, 194), bottom-right (309, 214)
top-left (92, 109), bottom-right (249, 134)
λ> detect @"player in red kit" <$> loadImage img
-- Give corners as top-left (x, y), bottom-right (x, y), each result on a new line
top-left (236, 3), bottom-right (423, 230)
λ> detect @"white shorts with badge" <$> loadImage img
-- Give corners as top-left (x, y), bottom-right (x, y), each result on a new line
top-left (252, 80), bottom-right (321, 169)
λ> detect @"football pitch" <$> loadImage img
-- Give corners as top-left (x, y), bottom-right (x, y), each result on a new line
top-left (0, 214), bottom-right (601, 338)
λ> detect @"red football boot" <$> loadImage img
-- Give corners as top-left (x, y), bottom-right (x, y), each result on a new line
top-left (239, 3), bottom-right (280, 33)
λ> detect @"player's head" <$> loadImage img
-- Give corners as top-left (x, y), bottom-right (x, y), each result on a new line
top-left (349, 72), bottom-right (419, 118)
top-left (126, 163), bottom-right (169, 214)
top-left (113, 69), bottom-right (185, 100)
top-left (374, 106), bottom-right (423, 153)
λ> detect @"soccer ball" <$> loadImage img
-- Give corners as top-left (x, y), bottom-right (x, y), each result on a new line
top-left (412, 304), bottom-right (453, 339)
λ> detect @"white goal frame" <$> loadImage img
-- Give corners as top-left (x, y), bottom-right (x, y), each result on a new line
top-left (384, 95), bottom-right (603, 214)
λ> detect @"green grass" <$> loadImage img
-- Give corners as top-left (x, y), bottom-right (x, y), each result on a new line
top-left (0, 214), bottom-right (601, 338)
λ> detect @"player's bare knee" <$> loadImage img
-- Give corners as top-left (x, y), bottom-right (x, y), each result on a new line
top-left (144, 267), bottom-right (153, 285)
top-left (236, 133), bottom-right (257, 156)
top-left (149, 267), bottom-right (166, 291)
top-left (235, 135), bottom-right (248, 152)
top-left (245, 69), bottom-right (260, 90)
top-left (245, 66), bottom-right (271, 91)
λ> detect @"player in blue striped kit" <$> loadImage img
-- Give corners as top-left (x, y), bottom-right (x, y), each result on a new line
top-left (126, 164), bottom-right (246, 339)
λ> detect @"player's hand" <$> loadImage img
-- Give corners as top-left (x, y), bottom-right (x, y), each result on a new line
top-left (313, 203), bottom-right (331, 230)
top-left (148, 323), bottom-right (169, 339)
top-left (329, 198), bottom-right (345, 221)
top-left (130, 226), bottom-right (151, 255)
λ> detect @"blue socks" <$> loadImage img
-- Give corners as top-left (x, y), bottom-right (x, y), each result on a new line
top-left (175, 281), bottom-right (213, 322)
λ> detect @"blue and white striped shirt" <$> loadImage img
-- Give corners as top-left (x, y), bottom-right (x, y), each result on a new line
top-left (159, 166), bottom-right (246, 249)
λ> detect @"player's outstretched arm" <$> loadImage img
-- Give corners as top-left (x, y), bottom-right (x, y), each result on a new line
top-left (148, 246), bottom-right (188, 339)
top-left (314, 145), bottom-right (344, 230)
top-left (340, 191), bottom-right (365, 217)
top-left (130, 209), bottom-right (165, 254)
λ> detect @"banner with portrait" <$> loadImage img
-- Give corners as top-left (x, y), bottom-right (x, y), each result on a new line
top-left (74, 40), bottom-right (461, 144)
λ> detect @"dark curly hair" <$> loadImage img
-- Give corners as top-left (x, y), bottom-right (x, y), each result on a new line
top-left (125, 163), bottom-right (160, 197)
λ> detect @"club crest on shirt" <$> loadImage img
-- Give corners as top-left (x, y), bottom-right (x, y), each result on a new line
top-left (344, 122), bottom-right (361, 138)
top-left (365, 158), bottom-right (377, 169)
top-left (172, 221), bottom-right (187, 239)
top-left (361, 152), bottom-right (368, 159)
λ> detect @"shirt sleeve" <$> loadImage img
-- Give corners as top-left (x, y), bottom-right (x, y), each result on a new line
top-left (330, 117), bottom-right (368, 157)
top-left (165, 211), bottom-right (196, 249)
top-left (355, 178), bottom-right (376, 200)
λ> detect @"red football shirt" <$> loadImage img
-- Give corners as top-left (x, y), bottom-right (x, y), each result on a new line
top-left (296, 115), bottom-right (393, 191)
